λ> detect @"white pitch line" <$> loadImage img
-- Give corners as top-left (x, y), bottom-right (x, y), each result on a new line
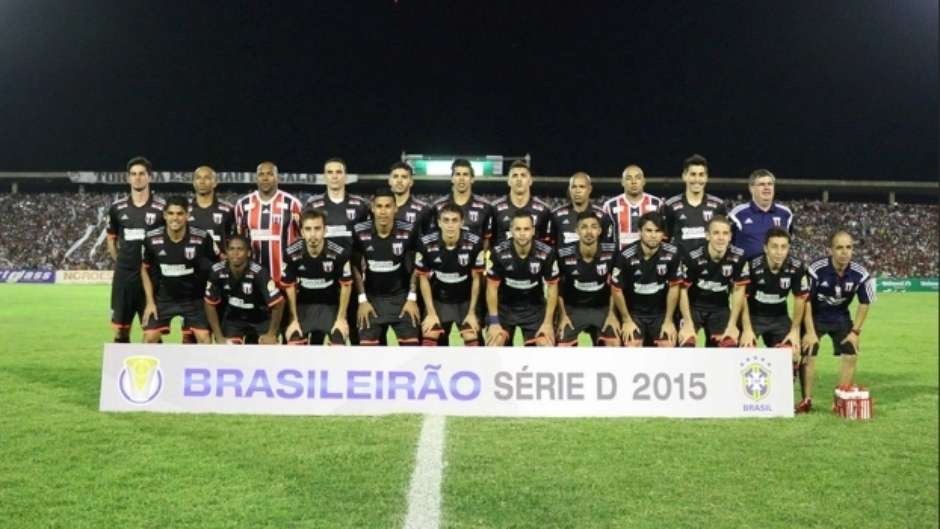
top-left (403, 414), bottom-right (446, 529)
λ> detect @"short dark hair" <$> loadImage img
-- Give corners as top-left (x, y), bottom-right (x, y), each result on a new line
top-left (438, 203), bottom-right (463, 220)
top-left (576, 210), bottom-right (600, 225)
top-left (451, 158), bottom-right (475, 177)
top-left (227, 234), bottom-right (250, 248)
top-left (707, 215), bottom-right (732, 231)
top-left (301, 208), bottom-right (327, 226)
top-left (638, 211), bottom-right (665, 231)
top-left (389, 161), bottom-right (413, 175)
top-left (682, 154), bottom-right (708, 173)
top-left (510, 208), bottom-right (533, 225)
top-left (372, 187), bottom-right (396, 202)
top-left (509, 159), bottom-right (531, 173)
top-left (764, 227), bottom-right (791, 244)
top-left (164, 195), bottom-right (189, 211)
top-left (324, 157), bottom-right (346, 170)
top-left (829, 230), bottom-right (853, 246)
top-left (127, 156), bottom-right (152, 174)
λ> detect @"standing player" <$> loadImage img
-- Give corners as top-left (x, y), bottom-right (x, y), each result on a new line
top-left (204, 235), bottom-right (284, 344)
top-left (140, 196), bottom-right (218, 343)
top-left (603, 164), bottom-right (663, 251)
top-left (490, 160), bottom-right (552, 247)
top-left (189, 165), bottom-right (235, 254)
top-left (416, 204), bottom-right (485, 346)
top-left (729, 169), bottom-right (794, 259)
top-left (662, 154), bottom-right (727, 256)
top-left (485, 209), bottom-right (559, 346)
top-left (106, 156), bottom-right (165, 342)
top-left (555, 211), bottom-right (620, 346)
top-left (431, 159), bottom-right (495, 247)
top-left (233, 161), bottom-right (302, 284)
top-left (677, 216), bottom-right (749, 347)
top-left (610, 212), bottom-right (683, 347)
top-left (352, 188), bottom-right (421, 346)
top-left (281, 209), bottom-right (353, 345)
top-left (798, 231), bottom-right (875, 413)
top-left (389, 161), bottom-right (434, 236)
top-left (548, 171), bottom-right (613, 248)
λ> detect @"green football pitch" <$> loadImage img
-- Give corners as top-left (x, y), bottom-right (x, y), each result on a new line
top-left (0, 285), bottom-right (936, 529)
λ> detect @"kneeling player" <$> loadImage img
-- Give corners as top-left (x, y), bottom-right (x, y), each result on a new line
top-left (556, 211), bottom-right (620, 346)
top-left (204, 235), bottom-right (284, 344)
top-left (140, 196), bottom-right (218, 343)
top-left (610, 212), bottom-right (682, 346)
top-left (416, 204), bottom-right (484, 346)
top-left (485, 209), bottom-right (559, 346)
top-left (798, 230), bottom-right (874, 413)
top-left (282, 209), bottom-right (353, 345)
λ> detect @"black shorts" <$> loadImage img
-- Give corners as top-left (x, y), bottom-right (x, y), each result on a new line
top-left (222, 318), bottom-right (271, 343)
top-left (497, 303), bottom-right (546, 344)
top-left (359, 294), bottom-right (419, 344)
top-left (434, 300), bottom-right (472, 328)
top-left (751, 314), bottom-right (792, 347)
top-left (144, 299), bottom-right (208, 333)
top-left (691, 305), bottom-right (730, 339)
top-left (807, 319), bottom-right (856, 356)
top-left (558, 305), bottom-right (609, 344)
top-left (298, 303), bottom-right (339, 335)
top-left (632, 313), bottom-right (667, 347)
top-left (110, 271), bottom-right (145, 328)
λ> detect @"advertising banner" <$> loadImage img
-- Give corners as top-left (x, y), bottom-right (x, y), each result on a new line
top-left (66, 171), bottom-right (358, 185)
top-left (0, 269), bottom-right (56, 284)
top-left (876, 277), bottom-right (938, 292)
top-left (56, 270), bottom-right (114, 285)
top-left (100, 345), bottom-right (794, 418)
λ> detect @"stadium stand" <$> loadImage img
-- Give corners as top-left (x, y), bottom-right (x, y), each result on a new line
top-left (0, 191), bottom-right (936, 277)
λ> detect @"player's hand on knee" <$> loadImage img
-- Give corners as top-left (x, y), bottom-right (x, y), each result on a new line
top-left (840, 333), bottom-right (860, 354)
top-left (142, 302), bottom-right (158, 325)
top-left (801, 331), bottom-right (818, 355)
top-left (461, 313), bottom-right (480, 333)
top-left (285, 320), bottom-right (302, 341)
top-left (660, 321), bottom-right (677, 344)
top-left (556, 315), bottom-right (573, 340)
top-left (422, 313), bottom-right (441, 335)
top-left (331, 317), bottom-right (349, 340)
top-left (485, 324), bottom-right (508, 346)
top-left (739, 329), bottom-right (757, 348)
top-left (258, 333), bottom-right (278, 345)
top-left (357, 303), bottom-right (377, 329)
top-left (536, 323), bottom-right (555, 346)
top-left (602, 313), bottom-right (621, 338)
top-left (400, 300), bottom-right (420, 327)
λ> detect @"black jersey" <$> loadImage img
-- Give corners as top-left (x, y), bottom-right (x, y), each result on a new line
top-left (280, 239), bottom-right (353, 306)
top-left (611, 241), bottom-right (682, 316)
top-left (547, 202), bottom-right (614, 247)
top-left (304, 193), bottom-right (371, 243)
top-left (395, 195), bottom-right (434, 237)
top-left (486, 239), bottom-right (559, 308)
top-left (353, 219), bottom-right (417, 297)
top-left (741, 254), bottom-right (810, 318)
top-left (662, 193), bottom-right (727, 256)
top-left (189, 197), bottom-right (235, 252)
top-left (142, 226), bottom-right (217, 302)
top-left (431, 193), bottom-right (495, 241)
top-left (680, 245), bottom-right (748, 309)
top-left (106, 194), bottom-right (166, 274)
top-left (556, 242), bottom-right (618, 309)
top-left (414, 230), bottom-right (485, 303)
top-left (204, 261), bottom-right (283, 323)
top-left (490, 195), bottom-right (553, 247)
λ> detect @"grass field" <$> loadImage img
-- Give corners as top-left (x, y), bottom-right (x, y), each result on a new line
top-left (0, 285), bottom-right (936, 529)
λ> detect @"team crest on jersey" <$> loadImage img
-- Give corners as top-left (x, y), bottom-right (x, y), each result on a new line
top-left (346, 209), bottom-right (356, 220)
top-left (185, 247), bottom-right (195, 260)
top-left (597, 264), bottom-right (608, 276)
top-left (323, 261), bottom-right (333, 273)
top-left (469, 210), bottom-right (479, 222)
top-left (703, 210), bottom-right (713, 222)
top-left (530, 214), bottom-right (538, 226)
top-left (722, 264), bottom-right (733, 277)
top-left (529, 261), bottom-right (541, 274)
top-left (213, 213), bottom-right (223, 224)
top-left (406, 211), bottom-right (417, 223)
top-left (392, 242), bottom-right (404, 256)
top-left (772, 217), bottom-right (782, 227)
top-left (657, 263), bottom-right (667, 276)
top-left (845, 281), bottom-right (854, 291)
top-left (145, 212), bottom-right (156, 225)
top-left (242, 282), bottom-right (253, 295)
top-left (780, 277), bottom-right (791, 289)
top-left (458, 253), bottom-right (469, 266)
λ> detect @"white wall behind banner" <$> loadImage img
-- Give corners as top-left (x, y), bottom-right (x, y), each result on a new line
top-left (100, 345), bottom-right (794, 418)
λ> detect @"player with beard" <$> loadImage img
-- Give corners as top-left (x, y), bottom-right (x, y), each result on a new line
top-left (603, 164), bottom-right (663, 251)
top-left (485, 209), bottom-right (559, 346)
top-left (389, 161), bottom-right (434, 236)
top-left (490, 160), bottom-right (552, 247)
top-left (555, 211), bottom-right (620, 346)
top-left (610, 212), bottom-right (682, 347)
top-left (548, 171), bottom-right (613, 248)
top-left (662, 154), bottom-right (727, 257)
top-left (204, 235), bottom-right (284, 344)
top-left (106, 156), bottom-right (165, 342)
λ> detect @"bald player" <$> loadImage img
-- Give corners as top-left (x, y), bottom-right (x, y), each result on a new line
top-left (603, 164), bottom-right (664, 251)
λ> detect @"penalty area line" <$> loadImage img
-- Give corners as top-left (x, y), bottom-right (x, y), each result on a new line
top-left (403, 414), bottom-right (446, 529)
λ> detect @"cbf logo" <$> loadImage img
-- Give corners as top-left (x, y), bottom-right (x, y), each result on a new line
top-left (118, 355), bottom-right (164, 405)
top-left (740, 356), bottom-right (772, 402)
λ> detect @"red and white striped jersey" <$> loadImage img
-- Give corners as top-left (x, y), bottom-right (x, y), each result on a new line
top-left (602, 192), bottom-right (663, 250)
top-left (233, 190), bottom-right (302, 284)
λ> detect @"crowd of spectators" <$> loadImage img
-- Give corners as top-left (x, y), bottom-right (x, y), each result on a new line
top-left (0, 191), bottom-right (936, 278)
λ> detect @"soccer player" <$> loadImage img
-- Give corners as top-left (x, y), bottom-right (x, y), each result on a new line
top-left (281, 209), bottom-right (353, 345)
top-left (106, 156), bottom-right (166, 342)
top-left (485, 209), bottom-right (559, 346)
top-left (204, 235), bottom-right (284, 344)
top-left (798, 231), bottom-right (875, 413)
top-left (352, 188), bottom-right (420, 346)
top-left (189, 165), bottom-right (235, 254)
top-left (736, 228), bottom-right (808, 359)
top-left (140, 196), bottom-right (218, 343)
top-left (555, 211), bottom-right (620, 346)
top-left (233, 161), bottom-right (302, 284)
top-left (490, 160), bottom-right (552, 247)
top-left (729, 169), bottom-right (794, 259)
top-left (548, 171), bottom-right (613, 248)
top-left (431, 159), bottom-right (495, 246)
top-left (662, 154), bottom-right (727, 256)
top-left (610, 212), bottom-right (682, 347)
top-left (389, 161), bottom-right (434, 236)
top-left (677, 215), bottom-right (749, 347)
top-left (416, 204), bottom-right (485, 346)
top-left (603, 164), bottom-right (663, 251)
